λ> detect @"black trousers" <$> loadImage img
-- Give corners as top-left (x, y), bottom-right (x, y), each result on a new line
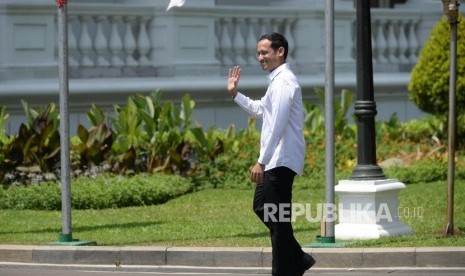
top-left (253, 166), bottom-right (304, 276)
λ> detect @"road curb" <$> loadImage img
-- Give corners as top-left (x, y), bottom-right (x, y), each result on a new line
top-left (0, 245), bottom-right (464, 268)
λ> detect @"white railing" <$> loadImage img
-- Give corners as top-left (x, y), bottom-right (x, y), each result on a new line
top-left (63, 4), bottom-right (155, 77)
top-left (0, 2), bottom-right (438, 80)
top-left (370, 10), bottom-right (421, 66)
top-left (59, 5), bottom-right (430, 77)
top-left (215, 12), bottom-right (298, 66)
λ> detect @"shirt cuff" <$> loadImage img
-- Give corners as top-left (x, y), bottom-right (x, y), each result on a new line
top-left (233, 92), bottom-right (246, 103)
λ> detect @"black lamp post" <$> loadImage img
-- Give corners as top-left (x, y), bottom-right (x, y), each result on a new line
top-left (335, 0), bottom-right (412, 241)
top-left (350, 0), bottom-right (386, 180)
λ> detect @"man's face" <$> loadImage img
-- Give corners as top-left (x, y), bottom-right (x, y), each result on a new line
top-left (256, 39), bottom-right (285, 72)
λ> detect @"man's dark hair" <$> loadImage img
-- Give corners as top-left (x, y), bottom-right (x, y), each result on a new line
top-left (258, 32), bottom-right (289, 60)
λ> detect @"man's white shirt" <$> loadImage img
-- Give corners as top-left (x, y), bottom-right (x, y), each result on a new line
top-left (234, 63), bottom-right (306, 175)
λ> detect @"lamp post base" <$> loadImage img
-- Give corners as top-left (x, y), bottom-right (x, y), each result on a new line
top-left (335, 178), bottom-right (413, 240)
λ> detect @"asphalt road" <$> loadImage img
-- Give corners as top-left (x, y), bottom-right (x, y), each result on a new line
top-left (1, 264), bottom-right (465, 276)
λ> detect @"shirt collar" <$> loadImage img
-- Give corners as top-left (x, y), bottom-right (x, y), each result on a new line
top-left (267, 63), bottom-right (289, 83)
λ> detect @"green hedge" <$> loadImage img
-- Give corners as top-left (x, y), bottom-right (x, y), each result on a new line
top-left (0, 174), bottom-right (192, 210)
top-left (384, 159), bottom-right (465, 184)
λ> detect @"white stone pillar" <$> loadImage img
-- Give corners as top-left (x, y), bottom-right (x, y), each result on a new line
top-left (335, 179), bottom-right (413, 240)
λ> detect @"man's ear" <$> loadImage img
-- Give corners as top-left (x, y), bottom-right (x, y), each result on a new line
top-left (277, 47), bottom-right (286, 58)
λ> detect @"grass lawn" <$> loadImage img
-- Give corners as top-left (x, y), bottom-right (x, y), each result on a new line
top-left (0, 179), bottom-right (464, 247)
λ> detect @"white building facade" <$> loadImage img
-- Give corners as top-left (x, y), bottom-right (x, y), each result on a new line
top-left (0, 0), bottom-right (444, 132)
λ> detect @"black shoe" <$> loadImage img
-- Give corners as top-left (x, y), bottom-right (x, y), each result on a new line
top-left (294, 253), bottom-right (316, 276)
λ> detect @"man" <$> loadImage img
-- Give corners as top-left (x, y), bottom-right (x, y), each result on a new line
top-left (227, 32), bottom-right (316, 276)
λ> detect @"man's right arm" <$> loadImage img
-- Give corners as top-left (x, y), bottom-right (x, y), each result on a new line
top-left (228, 65), bottom-right (263, 118)
top-left (233, 93), bottom-right (263, 118)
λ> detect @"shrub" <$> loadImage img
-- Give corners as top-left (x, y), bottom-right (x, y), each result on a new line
top-left (402, 115), bottom-right (445, 142)
top-left (0, 174), bottom-right (193, 210)
top-left (73, 104), bottom-right (113, 170)
top-left (408, 15), bottom-right (465, 146)
top-left (383, 156), bottom-right (465, 184)
top-left (0, 182), bottom-right (61, 210)
top-left (303, 88), bottom-right (355, 139)
top-left (1, 89), bottom-right (465, 191)
top-left (110, 92), bottom-right (195, 175)
top-left (3, 102), bottom-right (61, 178)
top-left (0, 106), bottom-right (13, 182)
top-left (385, 160), bottom-right (447, 184)
top-left (190, 118), bottom-right (260, 189)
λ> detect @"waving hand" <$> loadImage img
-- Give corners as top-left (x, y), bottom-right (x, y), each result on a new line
top-left (227, 66), bottom-right (241, 99)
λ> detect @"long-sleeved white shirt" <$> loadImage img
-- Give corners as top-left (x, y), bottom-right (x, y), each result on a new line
top-left (234, 63), bottom-right (306, 175)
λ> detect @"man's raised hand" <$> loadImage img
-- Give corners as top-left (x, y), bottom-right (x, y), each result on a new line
top-left (227, 66), bottom-right (241, 99)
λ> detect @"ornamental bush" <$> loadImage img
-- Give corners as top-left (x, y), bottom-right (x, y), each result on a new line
top-left (408, 15), bottom-right (465, 146)
top-left (0, 174), bottom-right (193, 210)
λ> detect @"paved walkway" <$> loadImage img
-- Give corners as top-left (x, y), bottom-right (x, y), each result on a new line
top-left (1, 245), bottom-right (465, 268)
top-left (2, 264), bottom-right (465, 276)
